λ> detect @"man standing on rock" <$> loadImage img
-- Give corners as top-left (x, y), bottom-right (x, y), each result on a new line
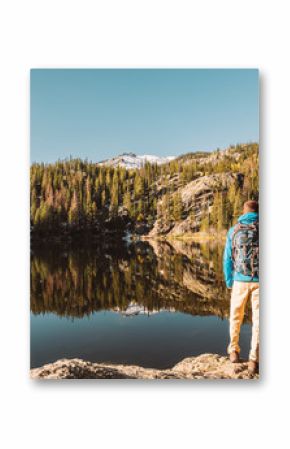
top-left (223, 200), bottom-right (259, 374)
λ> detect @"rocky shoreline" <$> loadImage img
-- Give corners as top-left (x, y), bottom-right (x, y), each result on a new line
top-left (30, 354), bottom-right (259, 380)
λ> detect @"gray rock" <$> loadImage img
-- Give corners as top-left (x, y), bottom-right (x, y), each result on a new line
top-left (30, 354), bottom-right (259, 380)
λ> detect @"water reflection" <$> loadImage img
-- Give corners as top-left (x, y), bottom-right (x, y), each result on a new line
top-left (31, 240), bottom-right (250, 322)
top-left (31, 240), bottom-right (253, 368)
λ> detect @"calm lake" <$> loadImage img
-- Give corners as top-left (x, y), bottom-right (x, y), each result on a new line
top-left (30, 238), bottom-right (252, 369)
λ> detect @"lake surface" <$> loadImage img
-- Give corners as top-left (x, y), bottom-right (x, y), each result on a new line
top-left (30, 238), bottom-right (252, 369)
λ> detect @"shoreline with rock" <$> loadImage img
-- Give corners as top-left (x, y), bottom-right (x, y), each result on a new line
top-left (30, 353), bottom-right (259, 380)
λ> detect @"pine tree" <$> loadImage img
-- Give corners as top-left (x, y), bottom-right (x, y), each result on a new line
top-left (123, 190), bottom-right (132, 216)
top-left (101, 188), bottom-right (107, 208)
top-left (233, 190), bottom-right (243, 220)
top-left (172, 192), bottom-right (183, 221)
top-left (134, 172), bottom-right (144, 198)
top-left (110, 170), bottom-right (119, 215)
top-left (68, 190), bottom-right (81, 228)
top-left (217, 192), bottom-right (224, 232)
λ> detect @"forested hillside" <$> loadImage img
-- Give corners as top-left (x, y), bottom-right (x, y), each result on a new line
top-left (30, 143), bottom-right (259, 239)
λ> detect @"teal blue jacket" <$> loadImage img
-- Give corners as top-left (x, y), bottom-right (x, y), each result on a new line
top-left (223, 212), bottom-right (259, 288)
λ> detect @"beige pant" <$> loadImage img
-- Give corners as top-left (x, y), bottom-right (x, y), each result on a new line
top-left (228, 281), bottom-right (259, 362)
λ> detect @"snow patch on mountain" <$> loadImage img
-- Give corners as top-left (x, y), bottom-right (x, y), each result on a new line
top-left (97, 152), bottom-right (175, 169)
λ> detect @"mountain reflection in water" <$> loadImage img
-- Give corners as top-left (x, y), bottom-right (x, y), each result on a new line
top-left (30, 239), bottom-right (252, 369)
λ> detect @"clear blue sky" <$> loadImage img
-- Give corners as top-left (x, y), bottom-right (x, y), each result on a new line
top-left (30, 69), bottom-right (259, 163)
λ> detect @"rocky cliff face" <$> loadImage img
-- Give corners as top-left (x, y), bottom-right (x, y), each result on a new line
top-left (30, 354), bottom-right (259, 379)
top-left (148, 172), bottom-right (243, 237)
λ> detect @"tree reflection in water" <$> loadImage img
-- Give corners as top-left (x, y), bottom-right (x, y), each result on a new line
top-left (31, 239), bottom-right (251, 322)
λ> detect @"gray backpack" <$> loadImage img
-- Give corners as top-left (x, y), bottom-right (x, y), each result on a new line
top-left (231, 221), bottom-right (259, 278)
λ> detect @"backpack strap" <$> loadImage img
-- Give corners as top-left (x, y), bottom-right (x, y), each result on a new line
top-left (251, 221), bottom-right (259, 278)
top-left (231, 223), bottom-right (242, 261)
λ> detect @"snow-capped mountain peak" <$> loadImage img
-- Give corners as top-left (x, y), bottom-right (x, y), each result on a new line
top-left (97, 153), bottom-right (175, 169)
